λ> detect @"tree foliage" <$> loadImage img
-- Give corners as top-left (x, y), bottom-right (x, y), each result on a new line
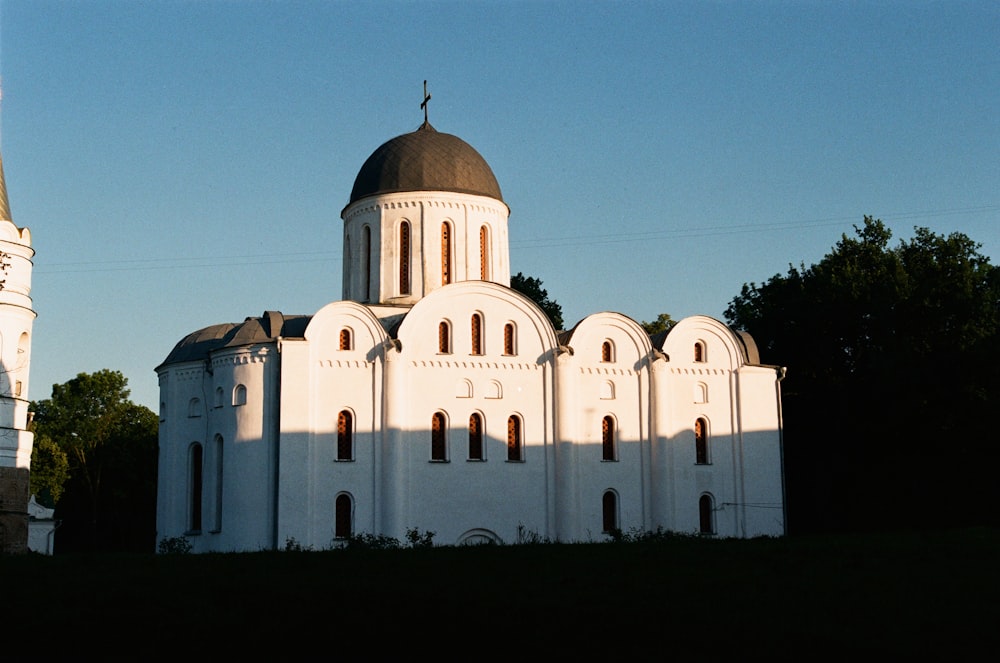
top-left (510, 272), bottom-right (565, 330)
top-left (28, 434), bottom-right (70, 507)
top-left (726, 217), bottom-right (1000, 533)
top-left (30, 370), bottom-right (159, 552)
top-left (640, 313), bottom-right (677, 335)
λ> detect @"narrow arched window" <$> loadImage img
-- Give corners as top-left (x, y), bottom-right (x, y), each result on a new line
top-left (361, 224), bottom-right (372, 301)
top-left (188, 398), bottom-right (201, 418)
top-left (337, 410), bottom-right (353, 461)
top-left (695, 418), bottom-right (709, 464)
top-left (503, 323), bottom-right (515, 356)
top-left (602, 415), bottom-right (616, 461)
top-left (441, 222), bottom-right (453, 285)
top-left (233, 384), bottom-right (247, 406)
top-left (507, 415), bottom-right (523, 461)
top-left (699, 494), bottom-right (715, 534)
top-left (439, 321), bottom-right (451, 354)
top-left (189, 443), bottom-right (203, 532)
top-left (335, 493), bottom-right (353, 539)
top-left (213, 435), bottom-right (224, 532)
top-left (339, 328), bottom-right (352, 351)
top-left (601, 340), bottom-right (613, 363)
top-left (471, 313), bottom-right (483, 355)
top-left (479, 225), bottom-right (490, 280)
top-left (215, 387), bottom-right (224, 408)
top-left (399, 221), bottom-right (411, 295)
top-left (469, 413), bottom-right (484, 461)
top-left (602, 490), bottom-right (618, 533)
top-left (431, 412), bottom-right (447, 461)
top-left (694, 341), bottom-right (705, 362)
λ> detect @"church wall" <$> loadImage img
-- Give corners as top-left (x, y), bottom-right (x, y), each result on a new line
top-left (156, 346), bottom-right (278, 553)
top-left (211, 346), bottom-right (279, 551)
top-left (391, 282), bottom-right (558, 544)
top-left (559, 314), bottom-right (653, 540)
top-left (658, 317), bottom-right (773, 537)
top-left (734, 366), bottom-right (786, 537)
top-left (279, 302), bottom-right (389, 549)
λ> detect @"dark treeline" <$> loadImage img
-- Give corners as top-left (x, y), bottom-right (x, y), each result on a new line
top-left (726, 217), bottom-right (1000, 534)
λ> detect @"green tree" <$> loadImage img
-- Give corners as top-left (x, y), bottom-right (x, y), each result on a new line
top-left (510, 272), bottom-right (565, 330)
top-left (640, 313), bottom-right (677, 335)
top-left (726, 217), bottom-right (1000, 533)
top-left (28, 434), bottom-right (70, 507)
top-left (30, 370), bottom-right (159, 552)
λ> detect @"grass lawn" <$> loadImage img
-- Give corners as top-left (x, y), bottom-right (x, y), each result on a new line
top-left (4, 527), bottom-right (998, 657)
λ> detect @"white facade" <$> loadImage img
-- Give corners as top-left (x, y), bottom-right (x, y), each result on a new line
top-left (156, 122), bottom-right (786, 552)
top-left (0, 152), bottom-right (37, 554)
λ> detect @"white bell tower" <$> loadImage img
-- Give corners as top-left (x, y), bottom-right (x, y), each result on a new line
top-left (0, 151), bottom-right (36, 553)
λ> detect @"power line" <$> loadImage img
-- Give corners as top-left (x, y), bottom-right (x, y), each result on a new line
top-left (33, 204), bottom-right (999, 275)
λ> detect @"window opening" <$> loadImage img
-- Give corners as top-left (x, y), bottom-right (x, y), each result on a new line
top-left (399, 221), bottom-right (411, 295)
top-left (507, 415), bottom-right (522, 461)
top-left (469, 413), bottom-right (484, 461)
top-left (695, 418), bottom-right (709, 464)
top-left (431, 412), bottom-right (447, 461)
top-left (337, 410), bottom-right (353, 461)
top-left (602, 415), bottom-right (616, 461)
top-left (471, 314), bottom-right (483, 355)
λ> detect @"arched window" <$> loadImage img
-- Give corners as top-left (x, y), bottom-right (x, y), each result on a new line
top-left (694, 341), bottom-right (706, 362)
top-left (213, 435), bottom-right (224, 532)
top-left (188, 398), bottom-right (201, 418)
top-left (335, 493), bottom-right (353, 539)
top-left (232, 384), bottom-right (247, 406)
top-left (602, 490), bottom-right (618, 533)
top-left (189, 443), bottom-right (203, 532)
top-left (695, 418), bottom-right (709, 464)
top-left (503, 323), bottom-right (516, 356)
top-left (699, 494), bottom-right (715, 534)
top-left (507, 415), bottom-right (523, 461)
top-left (471, 313), bottom-right (483, 355)
top-left (479, 225), bottom-right (490, 280)
top-left (441, 222), bottom-right (453, 285)
top-left (215, 387), bottom-right (224, 408)
top-left (601, 340), bottom-right (614, 363)
top-left (468, 413), bottom-right (484, 461)
top-left (431, 412), bottom-right (447, 461)
top-left (602, 415), bottom-right (616, 461)
top-left (438, 321), bottom-right (451, 354)
top-left (337, 410), bottom-right (353, 461)
top-left (399, 221), bottom-right (411, 295)
top-left (339, 328), bottom-right (352, 351)
top-left (361, 224), bottom-right (372, 301)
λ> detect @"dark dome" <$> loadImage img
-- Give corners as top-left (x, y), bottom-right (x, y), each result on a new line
top-left (348, 122), bottom-right (503, 206)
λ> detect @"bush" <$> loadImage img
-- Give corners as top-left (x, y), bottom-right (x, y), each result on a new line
top-left (157, 536), bottom-right (192, 555)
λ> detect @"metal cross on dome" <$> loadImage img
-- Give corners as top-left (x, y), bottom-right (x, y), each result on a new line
top-left (421, 80), bottom-right (431, 123)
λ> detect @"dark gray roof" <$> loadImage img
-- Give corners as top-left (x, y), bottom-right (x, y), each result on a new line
top-left (347, 122), bottom-right (503, 207)
top-left (158, 311), bottom-right (311, 368)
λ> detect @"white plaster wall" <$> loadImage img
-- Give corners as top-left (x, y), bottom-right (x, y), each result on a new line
top-left (390, 281), bottom-right (558, 544)
top-left (342, 192), bottom-right (510, 306)
top-left (0, 226), bottom-right (35, 468)
top-left (156, 346), bottom-right (278, 553)
top-left (278, 302), bottom-right (388, 549)
top-left (735, 365), bottom-right (786, 536)
top-left (559, 313), bottom-right (653, 540)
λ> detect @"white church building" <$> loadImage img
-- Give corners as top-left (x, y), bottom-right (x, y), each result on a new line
top-left (155, 115), bottom-right (786, 552)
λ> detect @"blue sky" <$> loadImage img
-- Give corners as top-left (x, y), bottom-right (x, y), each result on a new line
top-left (1, 0), bottom-right (997, 410)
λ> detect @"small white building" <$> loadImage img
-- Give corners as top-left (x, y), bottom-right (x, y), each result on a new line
top-left (155, 118), bottom-right (786, 552)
